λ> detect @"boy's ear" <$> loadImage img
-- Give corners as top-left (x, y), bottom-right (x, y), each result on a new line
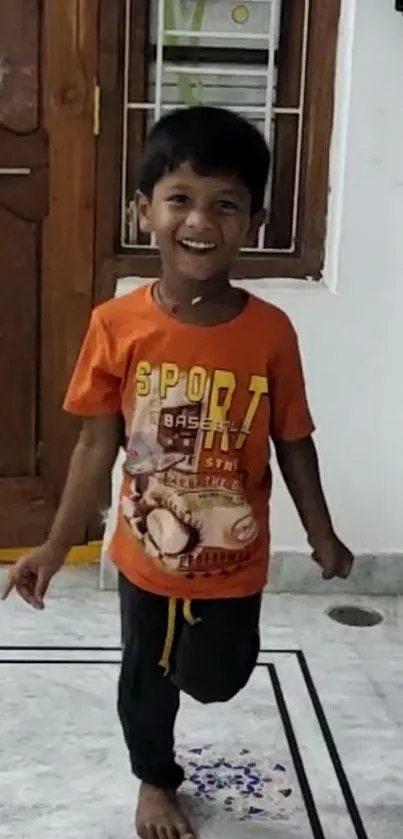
top-left (137, 191), bottom-right (153, 233)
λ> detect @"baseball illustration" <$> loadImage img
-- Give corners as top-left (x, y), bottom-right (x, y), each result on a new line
top-left (146, 507), bottom-right (191, 556)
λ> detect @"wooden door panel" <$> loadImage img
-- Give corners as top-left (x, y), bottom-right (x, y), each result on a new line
top-left (0, 206), bottom-right (38, 476)
top-left (0, 0), bottom-right (51, 546)
top-left (0, 126), bottom-right (49, 220)
top-left (0, 0), bottom-right (99, 549)
top-left (0, 0), bottom-right (39, 133)
top-left (0, 480), bottom-right (50, 548)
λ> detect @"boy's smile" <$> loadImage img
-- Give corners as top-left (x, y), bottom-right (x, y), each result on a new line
top-left (138, 163), bottom-right (260, 284)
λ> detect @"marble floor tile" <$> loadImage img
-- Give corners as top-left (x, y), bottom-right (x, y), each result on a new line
top-left (1, 569), bottom-right (402, 838)
top-left (0, 663), bottom-right (312, 839)
top-left (1, 650), bottom-right (397, 839)
top-left (0, 567), bottom-right (119, 647)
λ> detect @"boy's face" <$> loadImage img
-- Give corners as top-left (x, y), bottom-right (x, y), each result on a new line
top-left (138, 163), bottom-right (262, 284)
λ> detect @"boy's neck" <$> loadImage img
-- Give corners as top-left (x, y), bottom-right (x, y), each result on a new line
top-left (155, 276), bottom-right (247, 326)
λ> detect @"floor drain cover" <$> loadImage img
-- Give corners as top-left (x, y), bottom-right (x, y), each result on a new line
top-left (327, 605), bottom-right (383, 627)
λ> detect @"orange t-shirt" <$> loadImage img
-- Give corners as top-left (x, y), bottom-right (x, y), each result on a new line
top-left (64, 284), bottom-right (314, 598)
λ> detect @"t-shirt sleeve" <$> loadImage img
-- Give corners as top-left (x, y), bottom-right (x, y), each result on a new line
top-left (63, 308), bottom-right (121, 416)
top-left (269, 316), bottom-right (315, 442)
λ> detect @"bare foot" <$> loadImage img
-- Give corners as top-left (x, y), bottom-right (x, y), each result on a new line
top-left (135, 782), bottom-right (196, 839)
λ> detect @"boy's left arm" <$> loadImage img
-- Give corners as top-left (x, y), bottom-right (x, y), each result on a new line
top-left (270, 315), bottom-right (354, 580)
top-left (275, 435), bottom-right (353, 579)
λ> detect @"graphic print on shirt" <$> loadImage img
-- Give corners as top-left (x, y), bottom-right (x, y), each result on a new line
top-left (120, 361), bottom-right (269, 579)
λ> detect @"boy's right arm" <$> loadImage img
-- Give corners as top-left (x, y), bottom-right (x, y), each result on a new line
top-left (2, 414), bottom-right (121, 608)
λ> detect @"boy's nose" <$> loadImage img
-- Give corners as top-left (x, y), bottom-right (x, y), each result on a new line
top-left (185, 207), bottom-right (215, 231)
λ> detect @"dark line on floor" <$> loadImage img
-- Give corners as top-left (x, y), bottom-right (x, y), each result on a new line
top-left (0, 659), bottom-right (271, 666)
top-left (0, 646), bottom-right (122, 652)
top-left (0, 659), bottom-right (121, 665)
top-left (0, 645), bottom-right (300, 653)
top-left (268, 663), bottom-right (326, 839)
top-left (261, 648), bottom-right (300, 655)
top-left (297, 652), bottom-right (369, 839)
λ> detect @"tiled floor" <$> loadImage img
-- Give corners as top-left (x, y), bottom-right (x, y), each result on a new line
top-left (0, 566), bottom-right (402, 838)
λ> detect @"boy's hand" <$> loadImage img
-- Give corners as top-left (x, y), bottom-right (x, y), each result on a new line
top-left (1, 542), bottom-right (66, 610)
top-left (312, 534), bottom-right (354, 580)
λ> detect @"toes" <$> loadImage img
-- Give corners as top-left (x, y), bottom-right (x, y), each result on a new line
top-left (136, 825), bottom-right (157, 839)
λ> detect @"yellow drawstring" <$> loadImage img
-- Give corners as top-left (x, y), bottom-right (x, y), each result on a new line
top-left (183, 599), bottom-right (201, 627)
top-left (159, 598), bottom-right (177, 675)
top-left (159, 598), bottom-right (201, 675)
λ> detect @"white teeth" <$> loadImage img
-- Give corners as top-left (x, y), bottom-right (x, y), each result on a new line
top-left (180, 239), bottom-right (216, 251)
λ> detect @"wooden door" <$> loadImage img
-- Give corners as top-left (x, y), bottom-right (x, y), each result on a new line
top-left (0, 0), bottom-right (98, 548)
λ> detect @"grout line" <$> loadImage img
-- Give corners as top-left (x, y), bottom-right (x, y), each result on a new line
top-left (297, 652), bottom-right (369, 839)
top-left (268, 663), bottom-right (326, 838)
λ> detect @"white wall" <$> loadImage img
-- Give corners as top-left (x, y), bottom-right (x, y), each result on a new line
top-left (268, 0), bottom-right (403, 554)
top-left (108, 0), bottom-right (403, 558)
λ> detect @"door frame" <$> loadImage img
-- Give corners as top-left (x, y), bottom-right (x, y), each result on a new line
top-left (93, 0), bottom-right (126, 305)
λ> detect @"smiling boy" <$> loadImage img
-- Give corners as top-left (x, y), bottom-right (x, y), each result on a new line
top-left (3, 106), bottom-right (353, 839)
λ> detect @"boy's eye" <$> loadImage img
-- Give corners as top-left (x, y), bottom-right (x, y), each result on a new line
top-left (217, 199), bottom-right (240, 212)
top-left (166, 193), bottom-right (188, 206)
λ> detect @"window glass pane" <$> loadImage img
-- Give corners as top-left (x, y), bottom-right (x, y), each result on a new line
top-left (149, 0), bottom-right (272, 48)
top-left (122, 0), bottom-right (309, 255)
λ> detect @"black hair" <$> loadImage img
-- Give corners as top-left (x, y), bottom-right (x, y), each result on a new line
top-left (138, 106), bottom-right (270, 216)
